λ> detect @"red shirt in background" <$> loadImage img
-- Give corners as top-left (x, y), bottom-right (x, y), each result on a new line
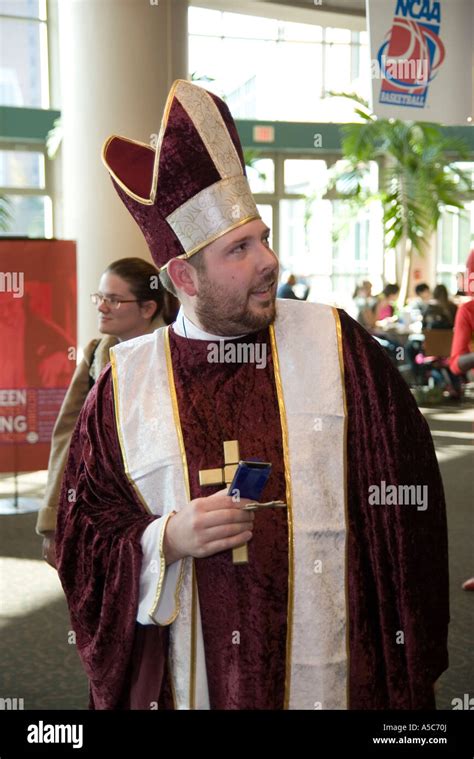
top-left (449, 299), bottom-right (474, 375)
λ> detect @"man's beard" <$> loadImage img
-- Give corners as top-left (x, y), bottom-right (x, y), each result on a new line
top-left (195, 273), bottom-right (277, 336)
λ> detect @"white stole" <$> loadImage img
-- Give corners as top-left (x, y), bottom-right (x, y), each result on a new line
top-left (110, 298), bottom-right (348, 709)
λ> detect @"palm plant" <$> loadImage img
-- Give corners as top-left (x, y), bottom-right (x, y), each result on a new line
top-left (46, 116), bottom-right (63, 160)
top-left (0, 196), bottom-right (12, 232)
top-left (243, 148), bottom-right (267, 184)
top-left (330, 94), bottom-right (473, 303)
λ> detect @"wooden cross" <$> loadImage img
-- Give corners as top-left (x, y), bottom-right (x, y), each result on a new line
top-left (199, 440), bottom-right (248, 565)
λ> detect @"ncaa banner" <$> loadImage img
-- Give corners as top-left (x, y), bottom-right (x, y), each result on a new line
top-left (366, 0), bottom-right (473, 124)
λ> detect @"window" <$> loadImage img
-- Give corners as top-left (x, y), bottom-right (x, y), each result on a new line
top-left (0, 149), bottom-right (45, 189)
top-left (436, 162), bottom-right (474, 291)
top-left (0, 1), bottom-right (51, 237)
top-left (2, 194), bottom-right (52, 236)
top-left (0, 0), bottom-right (49, 108)
top-left (188, 8), bottom-right (369, 122)
top-left (437, 208), bottom-right (474, 292)
top-left (0, 147), bottom-right (52, 237)
top-left (247, 158), bottom-right (274, 195)
top-left (284, 159), bottom-right (327, 196)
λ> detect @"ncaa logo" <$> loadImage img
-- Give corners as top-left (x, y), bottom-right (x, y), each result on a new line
top-left (378, 0), bottom-right (445, 108)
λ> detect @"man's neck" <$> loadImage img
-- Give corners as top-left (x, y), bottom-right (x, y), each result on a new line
top-left (173, 307), bottom-right (247, 341)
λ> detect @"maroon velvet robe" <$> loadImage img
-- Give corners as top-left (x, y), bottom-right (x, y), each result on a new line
top-left (56, 311), bottom-right (449, 710)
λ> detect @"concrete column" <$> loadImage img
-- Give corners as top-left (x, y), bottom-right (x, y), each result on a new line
top-left (58, 0), bottom-right (188, 346)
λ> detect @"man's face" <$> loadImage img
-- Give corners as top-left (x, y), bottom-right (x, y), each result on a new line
top-left (192, 219), bottom-right (279, 335)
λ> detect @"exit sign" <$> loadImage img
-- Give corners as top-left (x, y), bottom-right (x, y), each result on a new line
top-left (253, 125), bottom-right (275, 143)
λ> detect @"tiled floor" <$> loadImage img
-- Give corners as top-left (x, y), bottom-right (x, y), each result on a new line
top-left (0, 470), bottom-right (47, 515)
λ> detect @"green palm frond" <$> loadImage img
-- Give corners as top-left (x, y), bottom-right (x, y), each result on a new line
top-left (0, 196), bottom-right (12, 232)
top-left (243, 149), bottom-right (267, 181)
top-left (328, 92), bottom-right (474, 300)
top-left (334, 107), bottom-right (473, 249)
top-left (46, 117), bottom-right (63, 159)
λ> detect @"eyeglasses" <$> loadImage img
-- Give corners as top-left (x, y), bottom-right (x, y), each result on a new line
top-left (90, 293), bottom-right (139, 310)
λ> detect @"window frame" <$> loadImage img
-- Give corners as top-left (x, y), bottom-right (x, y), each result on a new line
top-left (0, 1), bottom-right (53, 237)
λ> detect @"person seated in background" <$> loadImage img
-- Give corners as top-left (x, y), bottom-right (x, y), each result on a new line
top-left (423, 284), bottom-right (457, 330)
top-left (36, 257), bottom-right (179, 568)
top-left (405, 284), bottom-right (457, 385)
top-left (353, 280), bottom-right (376, 325)
top-left (411, 283), bottom-right (432, 315)
top-left (352, 283), bottom-right (365, 320)
top-left (415, 283), bottom-right (461, 397)
top-left (361, 279), bottom-right (373, 300)
top-left (454, 250), bottom-right (474, 301)
top-left (375, 283), bottom-right (400, 322)
top-left (455, 271), bottom-right (467, 299)
top-left (277, 272), bottom-right (298, 299)
top-left (355, 283), bottom-right (399, 330)
top-left (354, 284), bottom-right (401, 364)
top-left (277, 271), bottom-right (308, 300)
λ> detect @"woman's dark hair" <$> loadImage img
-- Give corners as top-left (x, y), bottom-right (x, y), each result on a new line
top-left (433, 283), bottom-right (449, 305)
top-left (105, 257), bottom-right (163, 321)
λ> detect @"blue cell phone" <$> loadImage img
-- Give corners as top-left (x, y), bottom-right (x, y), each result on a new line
top-left (228, 460), bottom-right (272, 501)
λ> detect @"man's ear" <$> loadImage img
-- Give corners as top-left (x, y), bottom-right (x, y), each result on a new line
top-left (167, 259), bottom-right (198, 297)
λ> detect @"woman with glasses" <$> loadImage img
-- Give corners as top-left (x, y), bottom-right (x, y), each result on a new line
top-left (36, 257), bottom-right (178, 568)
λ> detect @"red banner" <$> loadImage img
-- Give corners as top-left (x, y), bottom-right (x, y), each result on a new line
top-left (0, 239), bottom-right (77, 472)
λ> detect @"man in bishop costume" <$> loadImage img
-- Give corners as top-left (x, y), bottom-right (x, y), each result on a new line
top-left (57, 80), bottom-right (449, 711)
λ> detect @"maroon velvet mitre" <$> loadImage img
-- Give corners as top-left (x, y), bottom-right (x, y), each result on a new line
top-left (102, 80), bottom-right (260, 270)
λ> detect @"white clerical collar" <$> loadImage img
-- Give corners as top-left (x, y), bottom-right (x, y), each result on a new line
top-left (173, 306), bottom-right (246, 341)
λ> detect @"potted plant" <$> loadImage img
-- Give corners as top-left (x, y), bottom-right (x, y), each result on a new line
top-left (330, 94), bottom-right (473, 304)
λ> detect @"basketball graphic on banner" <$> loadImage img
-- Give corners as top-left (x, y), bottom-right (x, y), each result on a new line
top-left (378, 17), bottom-right (445, 94)
top-left (377, 4), bottom-right (445, 107)
top-left (367, 0), bottom-right (473, 124)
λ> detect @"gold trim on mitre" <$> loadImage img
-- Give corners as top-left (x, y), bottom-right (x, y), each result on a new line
top-left (174, 81), bottom-right (243, 179)
top-left (101, 134), bottom-right (156, 206)
top-left (165, 175), bottom-right (259, 258)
